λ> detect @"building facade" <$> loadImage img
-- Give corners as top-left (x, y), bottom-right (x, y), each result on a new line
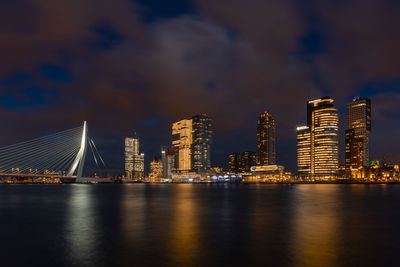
top-left (172, 119), bottom-right (193, 171)
top-left (125, 137), bottom-right (144, 179)
top-left (257, 112), bottom-right (276, 166)
top-left (240, 151), bottom-right (257, 172)
top-left (148, 156), bottom-right (163, 180)
top-left (165, 147), bottom-right (175, 179)
top-left (345, 98), bottom-right (371, 174)
top-left (172, 114), bottom-right (213, 173)
top-left (228, 153), bottom-right (241, 173)
top-left (297, 97), bottom-right (339, 179)
top-left (297, 126), bottom-right (311, 176)
top-left (191, 114), bottom-right (213, 172)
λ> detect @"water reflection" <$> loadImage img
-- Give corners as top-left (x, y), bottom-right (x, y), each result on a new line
top-left (291, 185), bottom-right (342, 267)
top-left (65, 185), bottom-right (98, 266)
top-left (167, 184), bottom-right (204, 266)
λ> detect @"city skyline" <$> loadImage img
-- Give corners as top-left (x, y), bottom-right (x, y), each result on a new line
top-left (1, 1), bottom-right (400, 173)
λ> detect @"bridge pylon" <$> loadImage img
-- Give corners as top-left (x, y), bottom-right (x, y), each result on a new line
top-left (67, 121), bottom-right (88, 182)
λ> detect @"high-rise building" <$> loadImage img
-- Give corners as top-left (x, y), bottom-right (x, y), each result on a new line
top-left (296, 126), bottom-right (311, 176)
top-left (240, 151), bottom-right (257, 172)
top-left (148, 156), bottom-right (163, 180)
top-left (172, 114), bottom-right (213, 173)
top-left (125, 137), bottom-right (144, 179)
top-left (346, 98), bottom-right (371, 172)
top-left (172, 119), bottom-right (192, 171)
top-left (192, 114), bottom-right (213, 172)
top-left (257, 111), bottom-right (276, 165)
top-left (165, 147), bottom-right (176, 178)
top-left (297, 97), bottom-right (339, 178)
top-left (228, 153), bottom-right (241, 173)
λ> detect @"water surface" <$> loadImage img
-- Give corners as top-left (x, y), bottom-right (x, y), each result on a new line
top-left (1, 184), bottom-right (399, 266)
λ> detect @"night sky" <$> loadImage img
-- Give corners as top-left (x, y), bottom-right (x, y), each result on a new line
top-left (1, 0), bottom-right (400, 173)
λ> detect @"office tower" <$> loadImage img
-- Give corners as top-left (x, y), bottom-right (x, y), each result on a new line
top-left (149, 156), bottom-right (163, 180)
top-left (172, 114), bottom-right (213, 173)
top-left (297, 126), bottom-right (311, 176)
top-left (257, 111), bottom-right (276, 165)
top-left (172, 119), bottom-right (192, 171)
top-left (345, 129), bottom-right (364, 174)
top-left (165, 147), bottom-right (175, 178)
top-left (125, 137), bottom-right (144, 179)
top-left (161, 146), bottom-right (167, 178)
top-left (192, 114), bottom-right (213, 172)
top-left (346, 98), bottom-right (371, 171)
top-left (228, 153), bottom-right (241, 173)
top-left (297, 97), bottom-right (339, 178)
top-left (240, 151), bottom-right (257, 172)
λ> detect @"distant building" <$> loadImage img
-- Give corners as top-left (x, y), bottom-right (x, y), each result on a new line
top-left (240, 151), bottom-right (257, 172)
top-left (172, 119), bottom-right (193, 171)
top-left (257, 112), bottom-right (276, 165)
top-left (172, 114), bottom-right (213, 173)
top-left (192, 114), bottom-right (213, 172)
top-left (125, 137), bottom-right (144, 179)
top-left (228, 153), bottom-right (241, 173)
top-left (148, 156), bottom-right (163, 180)
top-left (165, 147), bottom-right (176, 179)
top-left (296, 126), bottom-right (311, 176)
top-left (297, 97), bottom-right (339, 179)
top-left (346, 98), bottom-right (372, 176)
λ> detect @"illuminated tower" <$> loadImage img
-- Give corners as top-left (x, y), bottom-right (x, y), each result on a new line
top-left (172, 119), bottom-right (193, 171)
top-left (296, 126), bottom-right (311, 176)
top-left (346, 98), bottom-right (371, 172)
top-left (257, 111), bottom-right (276, 165)
top-left (228, 153), bottom-right (241, 173)
top-left (308, 97), bottom-right (339, 177)
top-left (191, 114), bottom-right (213, 172)
top-left (125, 137), bottom-right (144, 179)
top-left (297, 97), bottom-right (339, 178)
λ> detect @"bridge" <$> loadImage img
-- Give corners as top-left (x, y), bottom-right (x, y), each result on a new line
top-left (0, 121), bottom-right (113, 183)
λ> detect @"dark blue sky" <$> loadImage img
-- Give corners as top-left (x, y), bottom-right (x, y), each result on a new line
top-left (1, 0), bottom-right (400, 173)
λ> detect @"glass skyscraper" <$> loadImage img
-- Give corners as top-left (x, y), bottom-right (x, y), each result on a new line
top-left (345, 97), bottom-right (371, 173)
top-left (172, 114), bottom-right (213, 173)
top-left (257, 112), bottom-right (276, 166)
top-left (297, 97), bottom-right (339, 179)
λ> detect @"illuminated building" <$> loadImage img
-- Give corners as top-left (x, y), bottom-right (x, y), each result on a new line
top-left (345, 98), bottom-right (371, 175)
top-left (148, 156), bottom-right (163, 180)
top-left (125, 137), bottom-right (144, 179)
top-left (165, 147), bottom-right (175, 178)
top-left (191, 114), bottom-right (213, 172)
top-left (240, 151), bottom-right (257, 172)
top-left (257, 112), bottom-right (276, 165)
top-left (243, 165), bottom-right (289, 182)
top-left (297, 97), bottom-right (339, 179)
top-left (172, 114), bottom-right (213, 173)
top-left (172, 119), bottom-right (193, 171)
top-left (297, 126), bottom-right (311, 176)
top-left (228, 153), bottom-right (241, 173)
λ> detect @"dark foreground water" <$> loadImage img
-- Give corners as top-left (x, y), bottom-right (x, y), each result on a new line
top-left (1, 184), bottom-right (400, 267)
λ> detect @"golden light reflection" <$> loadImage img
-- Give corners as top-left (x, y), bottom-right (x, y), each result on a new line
top-left (167, 184), bottom-right (203, 266)
top-left (291, 185), bottom-right (342, 267)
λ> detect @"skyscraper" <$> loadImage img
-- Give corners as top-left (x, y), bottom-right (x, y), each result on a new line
top-left (296, 126), bottom-right (311, 176)
top-left (192, 114), bottom-right (213, 172)
top-left (228, 153), bottom-right (241, 173)
top-left (172, 114), bottom-right (213, 173)
top-left (240, 151), bottom-right (257, 172)
top-left (165, 147), bottom-right (175, 179)
top-left (172, 119), bottom-right (192, 171)
top-left (125, 137), bottom-right (144, 179)
top-left (148, 156), bottom-right (163, 180)
top-left (297, 97), bottom-right (339, 178)
top-left (257, 111), bottom-right (276, 166)
top-left (346, 98), bottom-right (371, 172)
